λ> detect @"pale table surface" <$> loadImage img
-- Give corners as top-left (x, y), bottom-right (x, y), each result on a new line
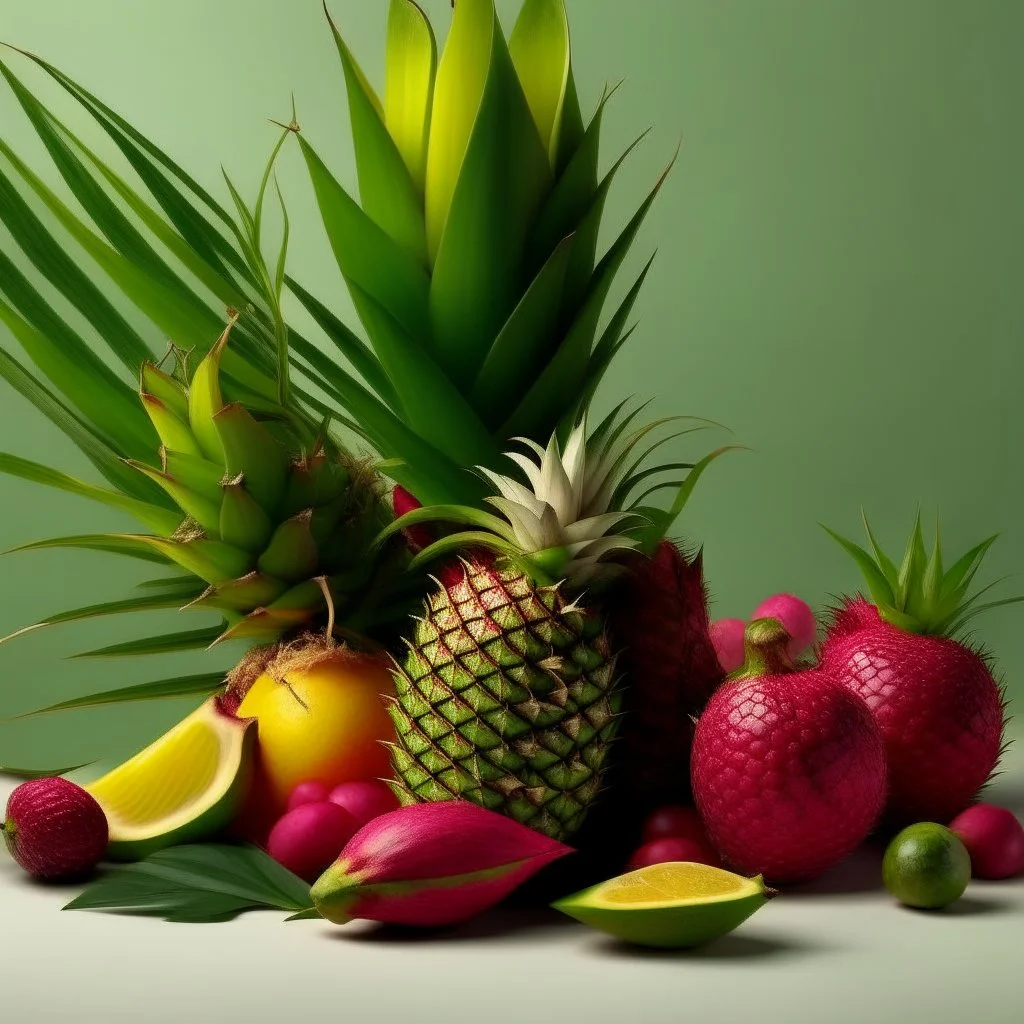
top-left (3, 748), bottom-right (1022, 1024)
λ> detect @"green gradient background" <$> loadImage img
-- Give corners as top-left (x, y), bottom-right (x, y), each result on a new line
top-left (1, 0), bottom-right (1022, 773)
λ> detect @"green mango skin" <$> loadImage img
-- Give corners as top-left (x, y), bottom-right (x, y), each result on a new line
top-left (102, 718), bottom-right (257, 862)
top-left (552, 887), bottom-right (769, 949)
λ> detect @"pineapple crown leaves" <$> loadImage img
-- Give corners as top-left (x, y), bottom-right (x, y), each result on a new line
top-left (289, 0), bottom-right (679, 504)
top-left (822, 509), bottom-right (1024, 637)
top-left (377, 401), bottom-right (734, 590)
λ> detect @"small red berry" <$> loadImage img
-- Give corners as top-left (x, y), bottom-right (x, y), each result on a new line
top-left (4, 778), bottom-right (108, 881)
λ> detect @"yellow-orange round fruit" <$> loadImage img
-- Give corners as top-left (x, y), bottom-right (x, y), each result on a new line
top-left (235, 644), bottom-right (395, 826)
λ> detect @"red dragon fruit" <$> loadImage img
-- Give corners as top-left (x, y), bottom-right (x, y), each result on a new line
top-left (609, 541), bottom-right (726, 809)
top-left (820, 513), bottom-right (1017, 825)
top-left (691, 617), bottom-right (887, 883)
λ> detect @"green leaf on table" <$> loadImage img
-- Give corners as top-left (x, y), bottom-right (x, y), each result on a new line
top-left (64, 843), bottom-right (314, 923)
top-left (0, 762), bottom-right (96, 780)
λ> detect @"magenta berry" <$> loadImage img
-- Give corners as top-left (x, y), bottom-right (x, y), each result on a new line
top-left (751, 593), bottom-right (817, 657)
top-left (286, 780), bottom-right (331, 811)
top-left (709, 618), bottom-right (747, 673)
top-left (267, 802), bottom-right (358, 882)
top-left (628, 836), bottom-right (721, 870)
top-left (3, 778), bottom-right (108, 881)
top-left (948, 803), bottom-right (1024, 880)
top-left (328, 780), bottom-right (400, 830)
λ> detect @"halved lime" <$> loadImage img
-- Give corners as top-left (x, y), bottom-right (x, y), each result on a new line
top-left (552, 861), bottom-right (772, 948)
top-left (86, 697), bottom-right (255, 860)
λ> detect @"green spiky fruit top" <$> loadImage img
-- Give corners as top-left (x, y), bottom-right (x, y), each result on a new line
top-left (824, 511), bottom-right (1024, 637)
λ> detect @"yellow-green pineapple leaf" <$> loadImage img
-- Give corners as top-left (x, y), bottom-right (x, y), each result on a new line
top-left (187, 323), bottom-right (230, 463)
top-left (385, 0), bottom-right (437, 194)
top-left (509, 0), bottom-right (571, 166)
top-left (326, 5), bottom-right (427, 264)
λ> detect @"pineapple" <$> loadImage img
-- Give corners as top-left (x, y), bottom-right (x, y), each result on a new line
top-left (382, 410), bottom-right (723, 841)
top-left (0, 316), bottom-right (403, 692)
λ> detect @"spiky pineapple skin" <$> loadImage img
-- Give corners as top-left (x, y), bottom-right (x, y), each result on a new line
top-left (821, 598), bottom-right (1005, 824)
top-left (388, 559), bottom-right (621, 842)
top-left (606, 541), bottom-right (725, 809)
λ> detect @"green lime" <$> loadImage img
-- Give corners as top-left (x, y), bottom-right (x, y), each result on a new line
top-left (882, 822), bottom-right (971, 909)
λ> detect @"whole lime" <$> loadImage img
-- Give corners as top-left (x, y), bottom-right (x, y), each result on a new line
top-left (882, 822), bottom-right (971, 909)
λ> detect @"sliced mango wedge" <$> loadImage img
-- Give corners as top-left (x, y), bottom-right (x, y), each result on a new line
top-left (86, 696), bottom-right (255, 860)
top-left (552, 861), bottom-right (773, 948)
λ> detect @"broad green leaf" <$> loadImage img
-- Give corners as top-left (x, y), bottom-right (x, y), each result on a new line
top-left (0, 166), bottom-right (151, 373)
top-left (0, 346), bottom-right (169, 504)
top-left (385, 0), bottom-right (437, 193)
top-left (298, 136), bottom-right (430, 342)
top-left (502, 155), bottom-right (676, 441)
top-left (822, 526), bottom-right (897, 608)
top-left (509, 0), bottom-right (571, 165)
top-left (286, 278), bottom-right (400, 411)
top-left (0, 591), bottom-right (204, 647)
top-left (0, 453), bottom-right (181, 535)
top-left (470, 236), bottom-right (574, 431)
top-left (63, 843), bottom-right (312, 923)
top-left (326, 7), bottom-right (426, 263)
top-left (0, 260), bottom-right (155, 458)
top-left (424, 0), bottom-right (493, 260)
top-left (71, 624), bottom-right (226, 660)
top-left (428, 3), bottom-right (552, 388)
top-left (14, 673), bottom-right (226, 718)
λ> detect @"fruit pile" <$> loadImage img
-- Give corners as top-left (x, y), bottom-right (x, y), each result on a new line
top-left (0, 0), bottom-right (1022, 949)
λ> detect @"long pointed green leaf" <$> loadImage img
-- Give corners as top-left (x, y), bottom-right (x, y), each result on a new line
top-left (427, 0), bottom-right (552, 387)
top-left (0, 346), bottom-right (169, 504)
top-left (286, 278), bottom-right (400, 411)
top-left (70, 625), bottom-right (226, 660)
top-left (385, 0), bottom-right (437, 193)
top-left (347, 281), bottom-right (498, 467)
top-left (0, 258), bottom-right (155, 457)
top-left (0, 761), bottom-right (96, 780)
top-left (14, 673), bottom-right (227, 718)
top-left (823, 525), bottom-right (897, 607)
top-left (408, 531), bottom-right (520, 572)
top-left (470, 235), bottom-right (573, 430)
top-left (5, 534), bottom-right (172, 564)
top-left (298, 135), bottom-right (430, 341)
top-left (0, 167), bottom-right (152, 373)
top-left (0, 590), bottom-right (204, 646)
top-left (326, 6), bottom-right (427, 263)
top-left (0, 136), bottom-right (225, 352)
top-left (9, 47), bottom-right (254, 284)
top-left (502, 154), bottom-right (676, 440)
top-left (0, 453), bottom-right (181, 535)
top-left (376, 504), bottom-right (516, 547)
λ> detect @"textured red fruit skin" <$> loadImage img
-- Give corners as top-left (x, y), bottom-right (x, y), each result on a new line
top-left (608, 542), bottom-right (725, 808)
top-left (691, 669), bottom-right (887, 883)
top-left (820, 598), bottom-right (1004, 824)
top-left (628, 836), bottom-right (721, 870)
top-left (4, 778), bottom-right (108, 881)
top-left (311, 801), bottom-right (572, 927)
top-left (948, 803), bottom-right (1024, 880)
